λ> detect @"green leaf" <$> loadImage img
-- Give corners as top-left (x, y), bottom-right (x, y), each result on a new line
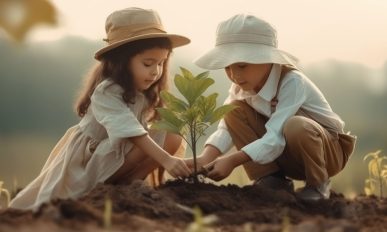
top-left (200, 93), bottom-right (218, 121)
top-left (204, 93), bottom-right (218, 111)
top-left (189, 78), bottom-right (215, 105)
top-left (181, 107), bottom-right (200, 123)
top-left (195, 122), bottom-right (210, 137)
top-left (196, 71), bottom-right (210, 80)
top-left (175, 73), bottom-right (215, 106)
top-left (160, 91), bottom-right (188, 112)
top-left (180, 67), bottom-right (194, 80)
top-left (174, 74), bottom-right (192, 103)
top-left (151, 120), bottom-right (181, 135)
top-left (156, 108), bottom-right (184, 128)
top-left (208, 104), bottom-right (238, 124)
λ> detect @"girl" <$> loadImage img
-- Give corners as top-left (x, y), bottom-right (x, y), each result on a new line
top-left (189, 14), bottom-right (356, 201)
top-left (10, 7), bottom-right (191, 211)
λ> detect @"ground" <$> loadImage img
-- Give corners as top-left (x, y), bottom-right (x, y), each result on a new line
top-left (1, 180), bottom-right (386, 232)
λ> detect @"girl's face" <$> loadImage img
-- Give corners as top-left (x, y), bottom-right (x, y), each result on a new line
top-left (129, 47), bottom-right (170, 91)
top-left (225, 63), bottom-right (273, 93)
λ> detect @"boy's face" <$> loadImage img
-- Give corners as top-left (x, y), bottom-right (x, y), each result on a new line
top-left (129, 47), bottom-right (169, 91)
top-left (225, 63), bottom-right (273, 93)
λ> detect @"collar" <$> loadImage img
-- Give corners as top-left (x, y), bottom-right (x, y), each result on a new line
top-left (258, 63), bottom-right (281, 102)
top-left (229, 63), bottom-right (281, 101)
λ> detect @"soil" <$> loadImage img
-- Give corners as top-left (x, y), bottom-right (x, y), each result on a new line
top-left (1, 179), bottom-right (386, 232)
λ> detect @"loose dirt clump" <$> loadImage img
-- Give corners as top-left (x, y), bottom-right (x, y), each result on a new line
top-left (1, 180), bottom-right (386, 231)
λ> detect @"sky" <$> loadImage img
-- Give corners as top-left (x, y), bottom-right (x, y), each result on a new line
top-left (1, 0), bottom-right (386, 69)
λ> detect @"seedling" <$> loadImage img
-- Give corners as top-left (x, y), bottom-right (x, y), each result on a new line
top-left (152, 67), bottom-right (236, 183)
top-left (363, 150), bottom-right (387, 198)
top-left (0, 181), bottom-right (11, 209)
top-left (12, 176), bottom-right (19, 198)
top-left (281, 208), bottom-right (291, 232)
top-left (103, 195), bottom-right (112, 229)
top-left (185, 206), bottom-right (217, 232)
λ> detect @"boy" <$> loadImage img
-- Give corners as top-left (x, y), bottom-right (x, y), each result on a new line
top-left (190, 14), bottom-right (356, 201)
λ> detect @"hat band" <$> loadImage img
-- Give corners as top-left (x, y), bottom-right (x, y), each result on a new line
top-left (216, 33), bottom-right (277, 47)
top-left (105, 24), bottom-right (166, 44)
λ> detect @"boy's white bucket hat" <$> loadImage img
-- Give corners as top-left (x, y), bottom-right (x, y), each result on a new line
top-left (95, 7), bottom-right (190, 60)
top-left (194, 14), bottom-right (298, 69)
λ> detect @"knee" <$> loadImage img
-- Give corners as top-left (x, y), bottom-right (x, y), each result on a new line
top-left (164, 133), bottom-right (183, 155)
top-left (283, 116), bottom-right (319, 142)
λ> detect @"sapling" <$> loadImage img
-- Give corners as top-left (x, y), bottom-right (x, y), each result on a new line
top-left (363, 150), bottom-right (387, 198)
top-left (185, 206), bottom-right (217, 232)
top-left (103, 195), bottom-right (112, 229)
top-left (0, 181), bottom-right (11, 209)
top-left (152, 67), bottom-right (236, 183)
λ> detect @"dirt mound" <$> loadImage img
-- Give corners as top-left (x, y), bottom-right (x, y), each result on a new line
top-left (1, 180), bottom-right (386, 231)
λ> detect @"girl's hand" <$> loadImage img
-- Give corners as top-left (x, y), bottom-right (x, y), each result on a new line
top-left (163, 156), bottom-right (191, 178)
top-left (184, 156), bottom-right (207, 172)
top-left (185, 145), bottom-right (222, 172)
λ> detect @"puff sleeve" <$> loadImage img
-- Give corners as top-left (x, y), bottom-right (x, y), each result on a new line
top-left (90, 81), bottom-right (148, 150)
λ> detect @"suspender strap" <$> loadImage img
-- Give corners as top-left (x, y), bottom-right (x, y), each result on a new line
top-left (270, 65), bottom-right (296, 114)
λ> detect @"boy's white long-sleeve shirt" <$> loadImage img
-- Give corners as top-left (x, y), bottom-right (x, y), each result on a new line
top-left (206, 64), bottom-right (345, 164)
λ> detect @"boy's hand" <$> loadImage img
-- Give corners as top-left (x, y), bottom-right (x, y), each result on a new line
top-left (184, 145), bottom-right (221, 172)
top-left (203, 151), bottom-right (252, 181)
top-left (184, 156), bottom-right (208, 172)
top-left (202, 156), bottom-right (236, 181)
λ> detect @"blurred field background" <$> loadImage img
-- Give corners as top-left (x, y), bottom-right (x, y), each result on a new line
top-left (1, 0), bottom-right (386, 199)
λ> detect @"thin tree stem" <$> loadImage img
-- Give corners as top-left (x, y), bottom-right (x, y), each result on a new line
top-left (189, 122), bottom-right (198, 183)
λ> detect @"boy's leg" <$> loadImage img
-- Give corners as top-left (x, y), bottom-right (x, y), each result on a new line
top-left (224, 100), bottom-right (280, 180)
top-left (277, 116), bottom-right (348, 199)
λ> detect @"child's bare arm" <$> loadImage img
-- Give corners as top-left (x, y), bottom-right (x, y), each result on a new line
top-left (130, 134), bottom-right (191, 178)
top-left (204, 150), bottom-right (252, 181)
top-left (199, 145), bottom-right (222, 163)
top-left (185, 145), bottom-right (221, 171)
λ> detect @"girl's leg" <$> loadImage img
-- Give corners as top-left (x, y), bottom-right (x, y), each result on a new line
top-left (131, 133), bottom-right (183, 185)
top-left (106, 133), bottom-right (183, 185)
top-left (224, 100), bottom-right (280, 180)
top-left (105, 145), bottom-right (148, 184)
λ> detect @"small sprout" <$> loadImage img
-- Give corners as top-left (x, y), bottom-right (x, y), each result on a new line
top-left (0, 181), bottom-right (11, 209)
top-left (185, 206), bottom-right (217, 232)
top-left (281, 208), bottom-right (291, 232)
top-left (243, 223), bottom-right (253, 232)
top-left (364, 150), bottom-right (387, 198)
top-left (12, 176), bottom-right (19, 198)
top-left (103, 195), bottom-right (112, 229)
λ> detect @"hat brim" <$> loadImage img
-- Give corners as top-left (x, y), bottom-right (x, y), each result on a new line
top-left (95, 33), bottom-right (190, 60)
top-left (194, 43), bottom-right (298, 70)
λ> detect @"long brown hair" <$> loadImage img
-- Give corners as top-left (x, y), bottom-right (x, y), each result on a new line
top-left (75, 38), bottom-right (172, 121)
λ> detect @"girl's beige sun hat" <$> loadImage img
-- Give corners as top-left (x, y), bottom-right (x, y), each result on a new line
top-left (194, 14), bottom-right (298, 70)
top-left (95, 7), bottom-right (190, 60)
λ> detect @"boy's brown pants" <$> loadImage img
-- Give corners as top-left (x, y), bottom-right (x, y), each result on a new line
top-left (224, 100), bottom-right (356, 187)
